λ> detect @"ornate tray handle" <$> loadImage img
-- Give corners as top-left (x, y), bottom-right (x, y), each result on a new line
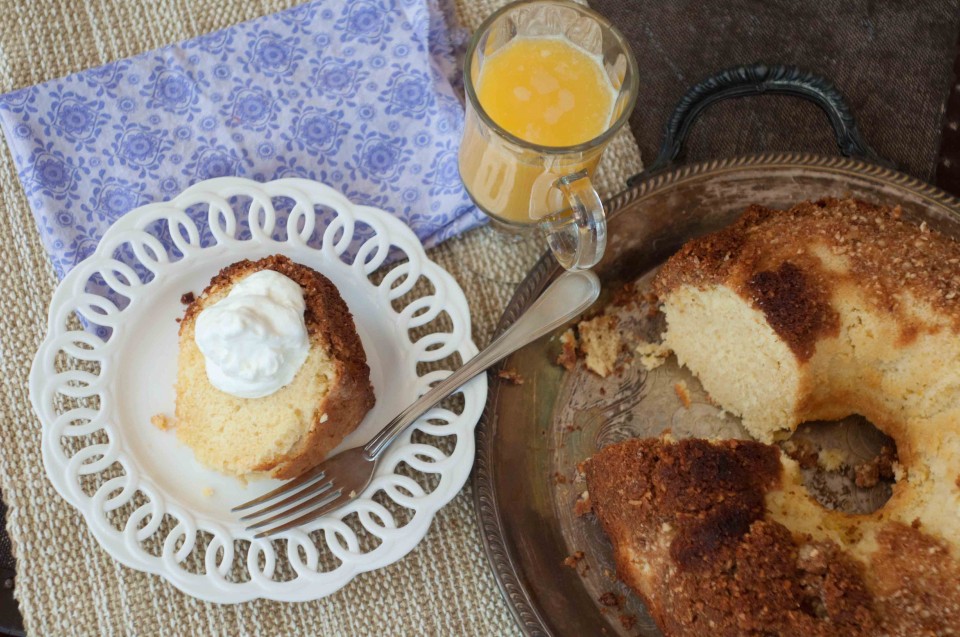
top-left (629, 64), bottom-right (892, 185)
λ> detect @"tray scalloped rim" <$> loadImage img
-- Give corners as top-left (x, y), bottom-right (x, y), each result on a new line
top-left (29, 176), bottom-right (485, 603)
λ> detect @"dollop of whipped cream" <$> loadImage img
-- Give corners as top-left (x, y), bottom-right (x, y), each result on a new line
top-left (194, 270), bottom-right (309, 398)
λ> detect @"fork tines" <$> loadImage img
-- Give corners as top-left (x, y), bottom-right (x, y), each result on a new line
top-left (232, 467), bottom-right (347, 538)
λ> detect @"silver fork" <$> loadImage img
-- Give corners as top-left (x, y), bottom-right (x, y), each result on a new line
top-left (234, 269), bottom-right (601, 538)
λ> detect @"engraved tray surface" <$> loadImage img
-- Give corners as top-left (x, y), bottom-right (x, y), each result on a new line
top-left (474, 154), bottom-right (960, 636)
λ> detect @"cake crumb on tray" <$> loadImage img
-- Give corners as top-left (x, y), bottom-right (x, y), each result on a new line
top-left (556, 328), bottom-right (578, 370)
top-left (574, 490), bottom-right (591, 516)
top-left (818, 447), bottom-right (847, 472)
top-left (578, 316), bottom-right (620, 378)
top-left (635, 339), bottom-right (671, 371)
top-left (563, 550), bottom-right (585, 569)
top-left (497, 368), bottom-right (525, 385)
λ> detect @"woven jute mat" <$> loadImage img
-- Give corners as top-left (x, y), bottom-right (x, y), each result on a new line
top-left (0, 0), bottom-right (641, 635)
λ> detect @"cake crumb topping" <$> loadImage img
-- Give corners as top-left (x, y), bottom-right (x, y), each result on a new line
top-left (654, 198), bottom-right (960, 356)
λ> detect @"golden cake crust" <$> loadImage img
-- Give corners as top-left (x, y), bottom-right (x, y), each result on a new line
top-left (586, 438), bottom-right (960, 637)
top-left (178, 255), bottom-right (375, 479)
top-left (653, 198), bottom-right (960, 359)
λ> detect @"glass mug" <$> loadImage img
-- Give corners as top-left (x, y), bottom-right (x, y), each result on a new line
top-left (459, 0), bottom-right (638, 270)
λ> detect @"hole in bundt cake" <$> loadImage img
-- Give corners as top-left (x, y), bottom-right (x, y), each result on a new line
top-left (779, 414), bottom-right (898, 515)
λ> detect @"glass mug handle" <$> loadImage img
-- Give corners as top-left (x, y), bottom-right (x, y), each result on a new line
top-left (539, 170), bottom-right (607, 271)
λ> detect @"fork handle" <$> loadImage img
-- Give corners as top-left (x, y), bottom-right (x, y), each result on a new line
top-left (362, 269), bottom-right (601, 460)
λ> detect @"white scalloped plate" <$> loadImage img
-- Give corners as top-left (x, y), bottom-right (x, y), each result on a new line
top-left (29, 177), bottom-right (485, 603)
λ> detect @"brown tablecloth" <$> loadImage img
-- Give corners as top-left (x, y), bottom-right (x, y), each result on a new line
top-left (0, 1), bottom-right (641, 635)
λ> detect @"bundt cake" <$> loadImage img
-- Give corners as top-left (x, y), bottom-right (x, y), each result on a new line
top-left (174, 255), bottom-right (375, 479)
top-left (585, 198), bottom-right (960, 635)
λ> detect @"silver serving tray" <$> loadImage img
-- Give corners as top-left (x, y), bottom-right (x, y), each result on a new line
top-left (473, 152), bottom-right (960, 636)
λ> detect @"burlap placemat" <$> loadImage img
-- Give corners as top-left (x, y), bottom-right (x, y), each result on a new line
top-left (0, 1), bottom-right (642, 634)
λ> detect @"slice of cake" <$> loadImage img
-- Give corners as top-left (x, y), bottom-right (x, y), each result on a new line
top-left (174, 255), bottom-right (375, 479)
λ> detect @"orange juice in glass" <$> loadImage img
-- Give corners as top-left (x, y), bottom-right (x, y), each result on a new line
top-left (459, 0), bottom-right (638, 270)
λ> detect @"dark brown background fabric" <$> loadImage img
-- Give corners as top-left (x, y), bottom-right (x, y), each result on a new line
top-left (936, 34), bottom-right (960, 194)
top-left (591, 0), bottom-right (960, 183)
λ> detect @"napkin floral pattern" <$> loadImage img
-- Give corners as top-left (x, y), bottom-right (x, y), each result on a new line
top-left (0, 0), bottom-right (483, 278)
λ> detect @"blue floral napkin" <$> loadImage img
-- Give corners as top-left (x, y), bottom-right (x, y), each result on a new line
top-left (0, 0), bottom-right (484, 279)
